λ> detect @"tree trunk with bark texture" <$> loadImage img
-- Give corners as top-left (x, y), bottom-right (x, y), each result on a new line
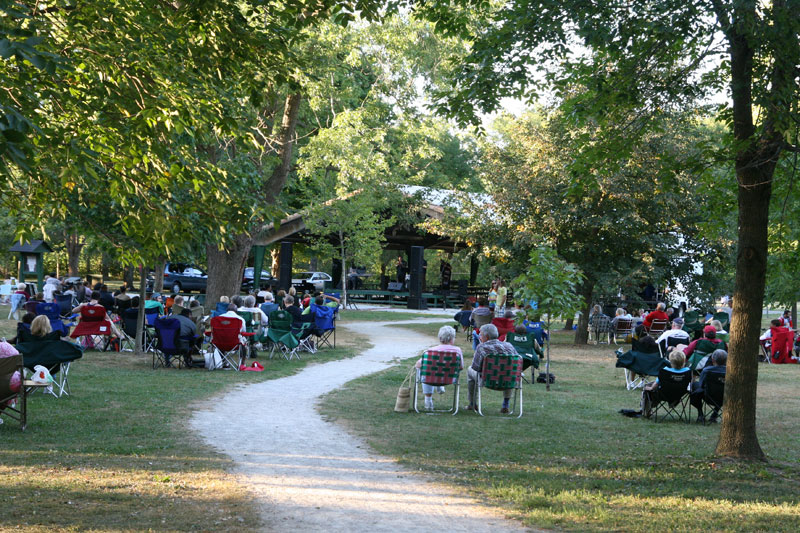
top-left (206, 234), bottom-right (252, 310)
top-left (573, 281), bottom-right (594, 344)
top-left (563, 318), bottom-right (574, 330)
top-left (714, 153), bottom-right (773, 461)
top-left (65, 233), bottom-right (83, 277)
top-left (205, 93), bottom-right (302, 308)
top-left (153, 257), bottom-right (166, 293)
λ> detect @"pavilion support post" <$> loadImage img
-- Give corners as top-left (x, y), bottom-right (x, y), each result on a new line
top-left (278, 242), bottom-right (293, 292)
top-left (252, 245), bottom-right (266, 291)
top-left (407, 245), bottom-right (427, 310)
top-left (469, 254), bottom-right (479, 287)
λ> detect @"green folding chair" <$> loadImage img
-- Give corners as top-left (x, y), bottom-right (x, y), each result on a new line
top-left (267, 309), bottom-right (300, 360)
top-left (506, 332), bottom-right (541, 382)
top-left (476, 353), bottom-right (523, 418)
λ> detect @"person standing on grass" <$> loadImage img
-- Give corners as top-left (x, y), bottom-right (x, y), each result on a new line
top-left (466, 323), bottom-right (518, 414)
top-left (496, 279), bottom-right (508, 314)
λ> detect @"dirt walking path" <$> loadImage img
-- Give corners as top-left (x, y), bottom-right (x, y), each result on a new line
top-left (191, 319), bottom-right (530, 532)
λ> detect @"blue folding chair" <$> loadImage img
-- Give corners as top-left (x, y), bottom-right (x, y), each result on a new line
top-left (152, 317), bottom-right (184, 368)
top-left (310, 303), bottom-right (337, 349)
top-left (35, 302), bottom-right (72, 336)
top-left (210, 302), bottom-right (229, 318)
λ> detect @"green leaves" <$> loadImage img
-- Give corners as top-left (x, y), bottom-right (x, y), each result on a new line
top-left (514, 246), bottom-right (584, 320)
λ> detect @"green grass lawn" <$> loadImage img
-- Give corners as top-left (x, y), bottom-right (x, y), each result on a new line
top-left (320, 322), bottom-right (800, 532)
top-left (0, 311), bottom-right (365, 532)
top-left (337, 309), bottom-right (453, 323)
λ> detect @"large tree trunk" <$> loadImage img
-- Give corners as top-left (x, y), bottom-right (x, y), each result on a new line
top-left (714, 152), bottom-right (774, 461)
top-left (206, 234), bottom-right (252, 309)
top-left (206, 93), bottom-right (302, 308)
top-left (573, 281), bottom-right (594, 344)
top-left (65, 233), bottom-right (83, 277)
top-left (712, 5), bottom-right (780, 460)
top-left (153, 257), bottom-right (166, 293)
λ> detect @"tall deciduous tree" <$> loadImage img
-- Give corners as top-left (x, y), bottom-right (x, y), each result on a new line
top-left (419, 0), bottom-right (800, 460)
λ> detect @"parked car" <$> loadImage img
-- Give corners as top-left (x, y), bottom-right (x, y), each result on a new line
top-left (292, 271), bottom-right (333, 291)
top-left (149, 262), bottom-right (208, 293)
top-left (242, 267), bottom-right (277, 291)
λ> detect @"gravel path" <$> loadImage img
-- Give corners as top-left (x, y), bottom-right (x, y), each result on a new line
top-left (190, 319), bottom-right (530, 532)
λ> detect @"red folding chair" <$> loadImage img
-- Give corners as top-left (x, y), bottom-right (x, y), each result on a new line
top-left (209, 316), bottom-right (245, 371)
top-left (69, 305), bottom-right (114, 350)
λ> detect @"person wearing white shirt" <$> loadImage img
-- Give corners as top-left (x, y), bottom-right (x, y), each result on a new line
top-left (238, 294), bottom-right (269, 327)
top-left (656, 317), bottom-right (690, 346)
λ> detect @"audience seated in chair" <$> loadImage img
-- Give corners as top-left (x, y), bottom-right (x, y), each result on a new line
top-left (9, 312), bottom-right (36, 345)
top-left (641, 348), bottom-right (691, 419)
top-left (759, 319), bottom-right (797, 364)
top-left (466, 323), bottom-right (517, 414)
top-left (643, 302), bottom-right (669, 330)
top-left (491, 310), bottom-right (516, 342)
top-left (690, 349), bottom-right (727, 423)
top-left (260, 291), bottom-right (279, 318)
top-left (684, 325), bottom-right (727, 370)
top-left (469, 297), bottom-right (494, 350)
top-left (414, 325), bottom-right (463, 411)
top-left (656, 317), bottom-right (690, 352)
top-left (72, 290), bottom-right (122, 338)
top-left (632, 331), bottom-right (660, 354)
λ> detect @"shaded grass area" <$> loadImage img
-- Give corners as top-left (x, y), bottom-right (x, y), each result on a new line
top-left (321, 321), bottom-right (800, 532)
top-left (1, 315), bottom-right (364, 532)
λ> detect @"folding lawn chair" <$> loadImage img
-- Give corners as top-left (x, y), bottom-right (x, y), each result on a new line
top-left (1, 352), bottom-right (49, 430)
top-left (210, 302), bottom-right (229, 318)
top-left (506, 332), bottom-right (541, 383)
top-left (152, 317), bottom-right (186, 369)
top-left (18, 339), bottom-right (83, 397)
top-left (266, 309), bottom-right (300, 360)
top-left (701, 372), bottom-right (725, 425)
top-left (712, 311), bottom-right (730, 331)
top-left (476, 353), bottom-right (523, 418)
top-left (310, 303), bottom-right (336, 349)
top-left (650, 367), bottom-right (692, 423)
top-left (236, 311), bottom-right (260, 358)
top-left (209, 316), bottom-right (245, 370)
top-left (55, 293), bottom-right (76, 318)
top-left (589, 315), bottom-right (612, 344)
top-left (658, 335), bottom-right (687, 358)
top-left (687, 339), bottom-right (726, 372)
top-left (646, 319), bottom-right (669, 338)
top-left (681, 310), bottom-right (704, 338)
top-left (412, 349), bottom-right (461, 415)
top-left (120, 307), bottom-right (152, 352)
top-left (615, 349), bottom-right (669, 390)
top-left (69, 305), bottom-right (114, 351)
top-left (35, 301), bottom-right (72, 336)
top-left (612, 318), bottom-right (633, 345)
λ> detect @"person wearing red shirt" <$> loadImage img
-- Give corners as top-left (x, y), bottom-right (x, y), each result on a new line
top-left (643, 302), bottom-right (669, 329)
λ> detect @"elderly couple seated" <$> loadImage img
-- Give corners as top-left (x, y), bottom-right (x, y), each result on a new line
top-left (414, 323), bottom-right (531, 417)
top-left (640, 347), bottom-right (726, 423)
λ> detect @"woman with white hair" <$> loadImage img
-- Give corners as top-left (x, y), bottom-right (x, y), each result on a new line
top-left (415, 325), bottom-right (463, 411)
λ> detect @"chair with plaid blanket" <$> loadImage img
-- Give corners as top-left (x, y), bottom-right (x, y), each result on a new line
top-left (412, 349), bottom-right (462, 415)
top-left (476, 353), bottom-right (523, 418)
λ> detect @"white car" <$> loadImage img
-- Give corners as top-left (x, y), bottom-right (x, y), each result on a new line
top-left (292, 271), bottom-right (333, 291)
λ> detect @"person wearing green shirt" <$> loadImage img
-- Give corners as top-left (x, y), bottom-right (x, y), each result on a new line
top-left (144, 293), bottom-right (165, 315)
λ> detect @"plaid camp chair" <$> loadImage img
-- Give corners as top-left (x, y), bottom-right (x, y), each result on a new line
top-left (209, 316), bottom-right (245, 371)
top-left (266, 309), bottom-right (300, 360)
top-left (412, 349), bottom-right (462, 415)
top-left (476, 353), bottom-right (523, 418)
top-left (69, 305), bottom-right (114, 350)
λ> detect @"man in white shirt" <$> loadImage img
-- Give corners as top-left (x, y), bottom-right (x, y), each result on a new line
top-left (219, 303), bottom-right (246, 333)
top-left (656, 317), bottom-right (690, 348)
